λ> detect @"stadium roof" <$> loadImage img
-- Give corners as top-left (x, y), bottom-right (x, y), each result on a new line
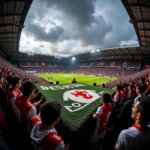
top-left (0, 0), bottom-right (32, 58)
top-left (0, 0), bottom-right (150, 60)
top-left (122, 0), bottom-right (150, 48)
top-left (11, 52), bottom-right (66, 61)
top-left (70, 45), bottom-right (150, 61)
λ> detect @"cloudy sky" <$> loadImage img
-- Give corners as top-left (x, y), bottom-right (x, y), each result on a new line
top-left (19, 0), bottom-right (138, 57)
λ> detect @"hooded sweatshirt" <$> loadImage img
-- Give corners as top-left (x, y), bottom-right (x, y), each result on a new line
top-left (30, 117), bottom-right (65, 150)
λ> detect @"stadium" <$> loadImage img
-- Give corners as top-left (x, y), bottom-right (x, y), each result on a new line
top-left (0, 0), bottom-right (150, 150)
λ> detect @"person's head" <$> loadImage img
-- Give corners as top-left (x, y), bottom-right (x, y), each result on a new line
top-left (136, 85), bottom-right (144, 94)
top-left (101, 92), bottom-right (112, 104)
top-left (131, 96), bottom-right (150, 124)
top-left (132, 81), bottom-right (135, 85)
top-left (11, 77), bottom-right (21, 89)
top-left (0, 74), bottom-right (4, 84)
top-left (139, 77), bottom-right (145, 84)
top-left (93, 82), bottom-right (97, 86)
top-left (6, 75), bottom-right (12, 85)
top-left (56, 81), bottom-right (59, 85)
top-left (128, 84), bottom-right (133, 91)
top-left (7, 71), bottom-right (12, 76)
top-left (40, 101), bottom-right (62, 126)
top-left (102, 83), bottom-right (105, 88)
top-left (123, 83), bottom-right (127, 88)
top-left (1, 68), bottom-right (4, 74)
top-left (146, 80), bottom-right (150, 85)
top-left (115, 84), bottom-right (122, 92)
top-left (22, 81), bottom-right (35, 97)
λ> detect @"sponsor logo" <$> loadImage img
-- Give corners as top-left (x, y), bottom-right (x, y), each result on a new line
top-left (40, 84), bottom-right (85, 91)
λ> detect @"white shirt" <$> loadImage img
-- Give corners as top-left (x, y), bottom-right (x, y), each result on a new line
top-left (116, 125), bottom-right (150, 150)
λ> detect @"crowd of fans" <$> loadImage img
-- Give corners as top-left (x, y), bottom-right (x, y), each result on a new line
top-left (69, 68), bottom-right (139, 78)
top-left (1, 56), bottom-right (150, 150)
top-left (105, 67), bottom-right (150, 88)
top-left (19, 60), bottom-right (64, 74)
top-left (0, 57), bottom-right (50, 84)
top-left (91, 78), bottom-right (150, 150)
top-left (0, 67), bottom-right (70, 150)
top-left (76, 60), bottom-right (141, 68)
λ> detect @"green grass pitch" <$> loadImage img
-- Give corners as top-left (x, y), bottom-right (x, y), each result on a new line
top-left (36, 73), bottom-right (116, 85)
top-left (35, 82), bottom-right (114, 146)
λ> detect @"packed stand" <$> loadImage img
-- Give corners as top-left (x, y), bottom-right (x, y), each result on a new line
top-left (69, 68), bottom-right (139, 78)
top-left (76, 59), bottom-right (141, 68)
top-left (19, 60), bottom-right (65, 74)
top-left (0, 69), bottom-right (71, 150)
top-left (105, 67), bottom-right (150, 88)
top-left (91, 75), bottom-right (150, 150)
top-left (0, 69), bottom-right (150, 150)
top-left (0, 57), bottom-right (50, 84)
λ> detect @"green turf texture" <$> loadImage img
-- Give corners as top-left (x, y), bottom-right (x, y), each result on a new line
top-left (36, 83), bottom-right (113, 147)
top-left (36, 73), bottom-right (116, 85)
top-left (36, 84), bottom-right (113, 130)
top-left (35, 73), bottom-right (115, 146)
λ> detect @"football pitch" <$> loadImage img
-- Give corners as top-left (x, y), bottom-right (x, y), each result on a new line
top-left (36, 73), bottom-right (116, 85)
top-left (35, 74), bottom-right (116, 149)
top-left (35, 83), bottom-right (114, 148)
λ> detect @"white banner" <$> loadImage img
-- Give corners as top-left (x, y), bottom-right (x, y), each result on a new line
top-left (25, 70), bottom-right (36, 74)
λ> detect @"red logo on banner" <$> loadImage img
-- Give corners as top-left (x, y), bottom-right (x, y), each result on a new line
top-left (71, 91), bottom-right (93, 99)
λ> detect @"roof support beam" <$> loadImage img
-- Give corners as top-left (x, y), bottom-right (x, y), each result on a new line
top-left (0, 41), bottom-right (17, 43)
top-left (0, 37), bottom-right (17, 39)
top-left (0, 13), bottom-right (23, 17)
top-left (0, 45), bottom-right (9, 58)
top-left (136, 21), bottom-right (150, 23)
top-left (129, 4), bottom-right (150, 8)
top-left (140, 36), bottom-right (150, 38)
top-left (138, 2), bottom-right (147, 47)
top-left (126, 48), bottom-right (134, 58)
top-left (0, 24), bottom-right (23, 27)
top-left (119, 48), bottom-right (128, 56)
top-left (136, 47), bottom-right (143, 55)
top-left (111, 49), bottom-right (122, 56)
top-left (141, 40), bottom-right (150, 43)
top-left (0, 32), bottom-right (18, 35)
top-left (141, 41), bottom-right (150, 43)
top-left (102, 50), bottom-right (114, 57)
top-left (138, 29), bottom-right (150, 32)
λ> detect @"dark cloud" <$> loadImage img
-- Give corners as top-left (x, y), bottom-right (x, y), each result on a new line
top-left (39, 0), bottom-right (96, 26)
top-left (22, 0), bottom-right (137, 55)
top-left (24, 23), bottom-right (64, 43)
top-left (69, 15), bottom-right (112, 46)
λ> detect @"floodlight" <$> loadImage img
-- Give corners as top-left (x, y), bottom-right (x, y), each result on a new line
top-left (72, 57), bottom-right (76, 60)
top-left (91, 50), bottom-right (95, 53)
